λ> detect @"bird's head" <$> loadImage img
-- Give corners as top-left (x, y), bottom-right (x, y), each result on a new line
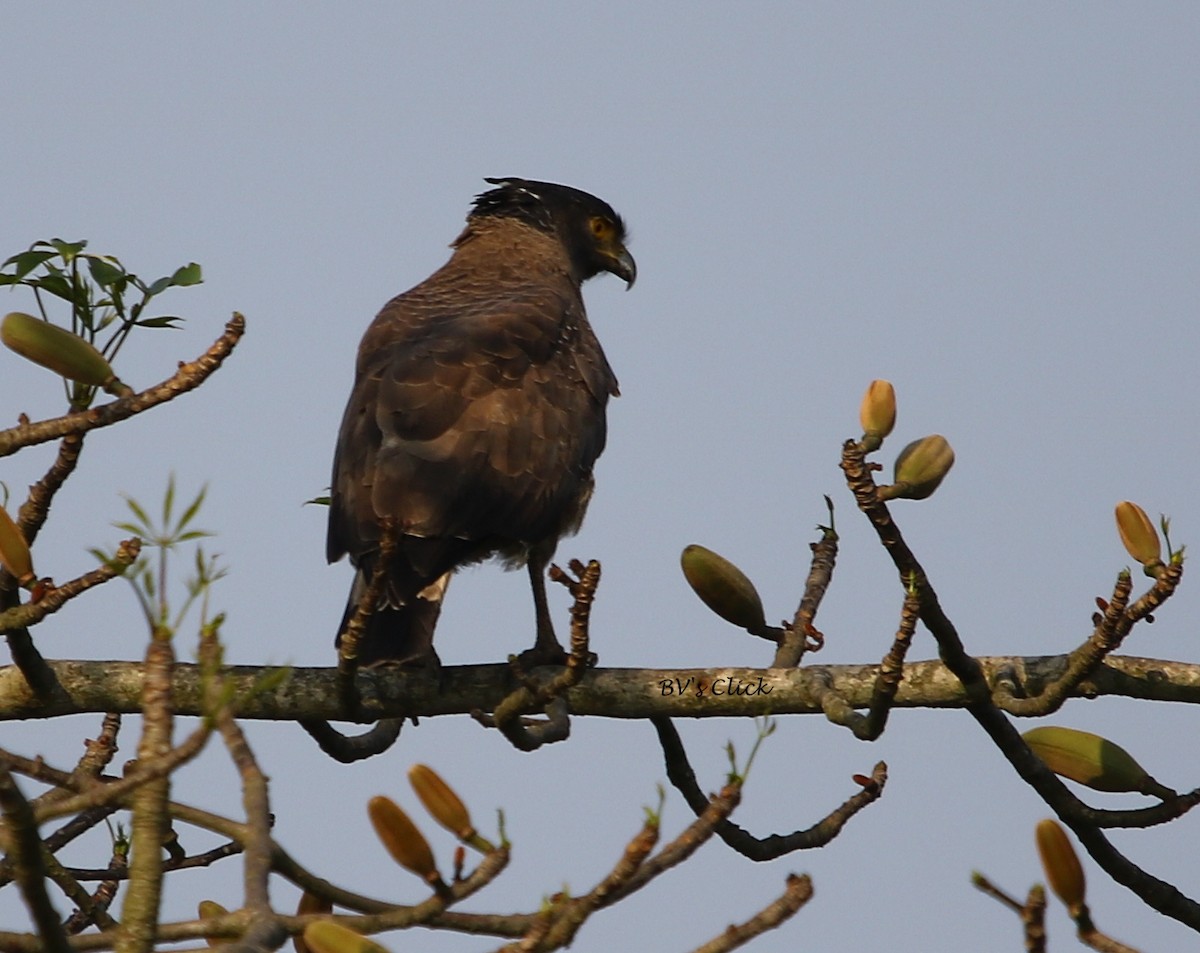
top-left (475, 177), bottom-right (636, 289)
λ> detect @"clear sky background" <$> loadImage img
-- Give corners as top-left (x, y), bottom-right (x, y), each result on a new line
top-left (3, 5), bottom-right (1199, 951)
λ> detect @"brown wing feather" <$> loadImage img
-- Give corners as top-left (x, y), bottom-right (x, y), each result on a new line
top-left (326, 223), bottom-right (617, 590)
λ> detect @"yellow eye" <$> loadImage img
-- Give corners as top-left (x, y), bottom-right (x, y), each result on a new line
top-left (590, 217), bottom-right (611, 239)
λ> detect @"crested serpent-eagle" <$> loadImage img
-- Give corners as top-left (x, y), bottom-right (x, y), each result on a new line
top-left (327, 178), bottom-right (635, 667)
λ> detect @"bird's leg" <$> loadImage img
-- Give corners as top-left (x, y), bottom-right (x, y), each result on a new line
top-left (522, 548), bottom-right (568, 667)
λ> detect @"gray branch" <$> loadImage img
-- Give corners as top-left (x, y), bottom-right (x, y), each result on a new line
top-left (1, 654), bottom-right (1197, 723)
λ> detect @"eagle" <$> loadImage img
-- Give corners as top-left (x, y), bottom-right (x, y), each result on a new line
top-left (327, 177), bottom-right (635, 667)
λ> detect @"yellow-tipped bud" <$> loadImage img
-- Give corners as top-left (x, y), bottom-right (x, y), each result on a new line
top-left (1023, 726), bottom-right (1170, 796)
top-left (302, 921), bottom-right (390, 953)
top-left (878, 434), bottom-right (955, 501)
top-left (680, 544), bottom-right (767, 633)
top-left (408, 764), bottom-right (475, 840)
top-left (1115, 501), bottom-right (1162, 570)
top-left (196, 900), bottom-right (228, 948)
top-left (1035, 819), bottom-right (1086, 913)
top-left (294, 891), bottom-right (333, 953)
top-left (1, 311), bottom-right (120, 389)
top-left (859, 379), bottom-right (896, 452)
top-left (366, 795), bottom-right (439, 884)
top-left (0, 505), bottom-right (34, 587)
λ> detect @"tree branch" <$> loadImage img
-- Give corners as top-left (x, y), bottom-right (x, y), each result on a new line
top-left (3, 654), bottom-right (1199, 723)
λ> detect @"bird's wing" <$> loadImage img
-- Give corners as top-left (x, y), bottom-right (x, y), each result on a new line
top-left (326, 285), bottom-right (615, 569)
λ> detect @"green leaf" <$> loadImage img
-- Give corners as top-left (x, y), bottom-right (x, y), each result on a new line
top-left (145, 276), bottom-right (172, 296)
top-left (305, 495), bottom-right (332, 506)
top-left (85, 255), bottom-right (126, 288)
top-left (175, 484), bottom-right (207, 533)
top-left (49, 239), bottom-right (87, 262)
top-left (2, 249), bottom-right (56, 279)
top-left (31, 273), bottom-right (78, 304)
top-left (122, 495), bottom-right (153, 531)
top-left (162, 474), bottom-right (176, 528)
top-left (169, 262), bottom-right (202, 286)
top-left (134, 315), bottom-right (183, 329)
top-left (175, 530), bottom-right (213, 543)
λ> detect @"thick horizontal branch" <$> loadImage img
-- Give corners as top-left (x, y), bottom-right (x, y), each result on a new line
top-left (1, 654), bottom-right (1198, 723)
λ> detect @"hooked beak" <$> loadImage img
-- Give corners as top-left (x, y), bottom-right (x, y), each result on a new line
top-left (606, 246), bottom-right (637, 289)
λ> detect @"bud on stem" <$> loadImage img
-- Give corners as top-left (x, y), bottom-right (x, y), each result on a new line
top-left (0, 505), bottom-right (34, 587)
top-left (1035, 818), bottom-right (1086, 914)
top-left (2, 311), bottom-right (127, 393)
top-left (366, 795), bottom-right (444, 889)
top-left (1114, 501), bottom-right (1163, 573)
top-left (680, 544), bottom-right (768, 633)
top-left (409, 764), bottom-right (490, 851)
top-left (858, 379), bottom-right (896, 452)
top-left (878, 435), bottom-right (955, 501)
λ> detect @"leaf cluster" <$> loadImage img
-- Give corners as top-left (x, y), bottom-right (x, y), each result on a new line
top-left (1, 239), bottom-right (201, 406)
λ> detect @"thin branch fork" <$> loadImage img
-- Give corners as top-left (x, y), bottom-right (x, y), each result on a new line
top-left (840, 438), bottom-right (1200, 932)
top-left (0, 313), bottom-right (246, 459)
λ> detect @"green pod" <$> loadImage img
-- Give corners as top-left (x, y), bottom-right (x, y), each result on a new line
top-left (1023, 725), bottom-right (1156, 794)
top-left (879, 434), bottom-right (955, 500)
top-left (2, 311), bottom-right (115, 387)
top-left (302, 922), bottom-right (390, 953)
top-left (680, 544), bottom-right (767, 633)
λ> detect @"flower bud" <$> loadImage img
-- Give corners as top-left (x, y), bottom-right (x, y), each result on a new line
top-left (680, 544), bottom-right (767, 633)
top-left (878, 435), bottom-right (955, 501)
top-left (1, 311), bottom-right (119, 389)
top-left (302, 922), bottom-right (390, 953)
top-left (858, 379), bottom-right (896, 452)
top-left (1035, 819), bottom-right (1086, 913)
top-left (196, 900), bottom-right (228, 948)
top-left (408, 764), bottom-right (475, 841)
top-left (0, 504), bottom-right (34, 587)
top-left (1114, 501), bottom-right (1162, 570)
top-left (1022, 726), bottom-right (1170, 795)
top-left (366, 795), bottom-right (439, 885)
top-left (294, 891), bottom-right (333, 953)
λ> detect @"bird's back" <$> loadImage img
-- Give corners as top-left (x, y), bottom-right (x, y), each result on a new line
top-left (327, 217), bottom-right (618, 585)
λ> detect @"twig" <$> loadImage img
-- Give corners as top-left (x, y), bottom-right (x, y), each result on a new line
top-left (67, 840), bottom-right (242, 880)
top-left (654, 716), bottom-right (886, 858)
top-left (17, 433), bottom-right (86, 548)
top-left (36, 720), bottom-right (211, 823)
top-left (63, 848), bottom-right (126, 934)
top-left (0, 537), bottom-right (142, 633)
top-left (299, 717), bottom-right (404, 762)
top-left (816, 588), bottom-right (919, 739)
top-left (116, 631), bottom-right (175, 953)
top-left (0, 762), bottom-right (71, 953)
top-left (480, 560), bottom-right (599, 751)
top-left (773, 501), bottom-right (838, 666)
top-left (840, 438), bottom-right (1200, 930)
top-left (686, 873), bottom-right (813, 953)
top-left (0, 313), bottom-right (246, 458)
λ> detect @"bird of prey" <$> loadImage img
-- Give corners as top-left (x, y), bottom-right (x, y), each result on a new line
top-left (327, 177), bottom-right (635, 667)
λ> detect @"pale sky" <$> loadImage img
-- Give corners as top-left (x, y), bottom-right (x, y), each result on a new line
top-left (3, 5), bottom-right (1200, 951)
